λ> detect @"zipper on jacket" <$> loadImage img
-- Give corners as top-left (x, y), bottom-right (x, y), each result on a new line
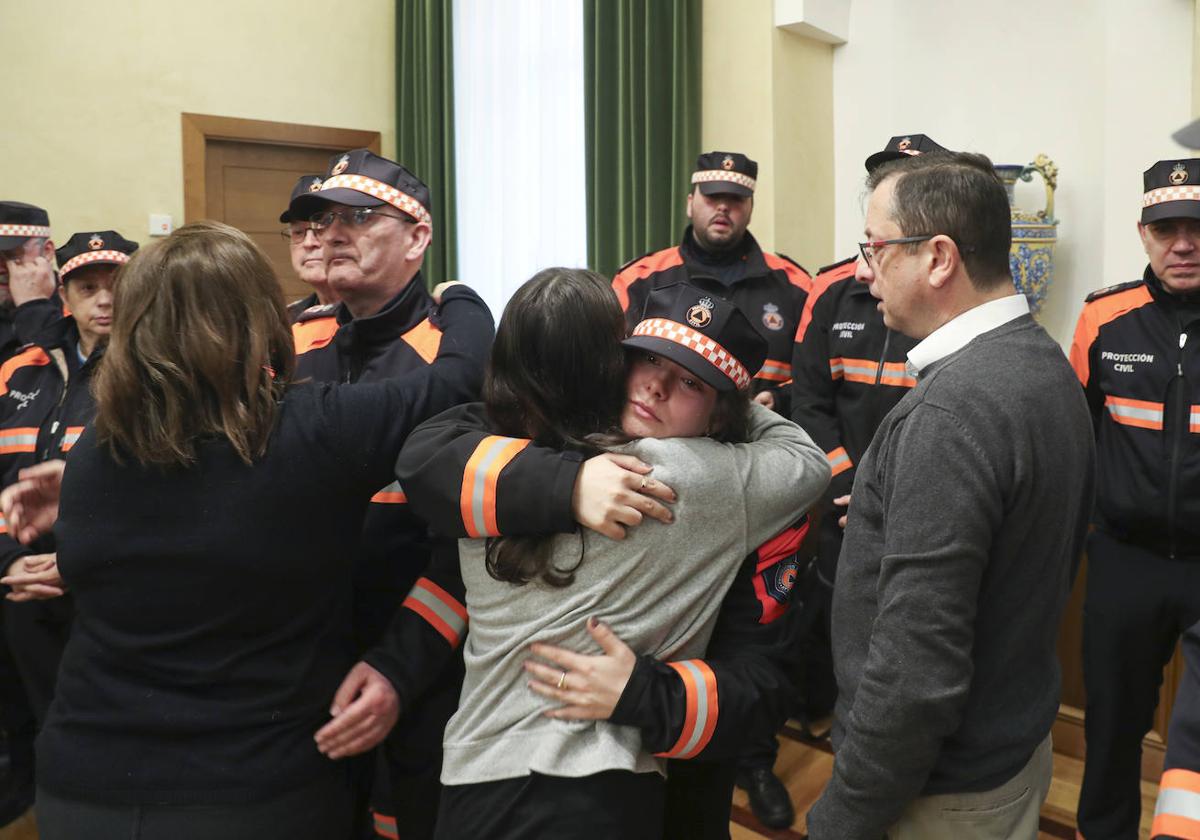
top-left (1167, 330), bottom-right (1187, 559)
top-left (874, 329), bottom-right (893, 386)
top-left (38, 355), bottom-right (73, 462)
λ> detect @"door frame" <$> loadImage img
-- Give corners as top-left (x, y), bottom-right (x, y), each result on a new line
top-left (181, 113), bottom-right (382, 223)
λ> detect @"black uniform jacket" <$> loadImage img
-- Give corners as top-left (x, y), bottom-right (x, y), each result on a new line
top-left (293, 278), bottom-right (494, 651)
top-left (0, 313), bottom-right (101, 574)
top-left (613, 228), bottom-right (811, 404)
top-left (377, 402), bottom-right (807, 763)
top-left (790, 256), bottom-right (918, 501)
top-left (1069, 266), bottom-right (1200, 557)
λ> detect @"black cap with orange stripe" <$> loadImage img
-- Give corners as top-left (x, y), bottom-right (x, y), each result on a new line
top-left (622, 282), bottom-right (767, 392)
top-left (865, 134), bottom-right (951, 172)
top-left (288, 149), bottom-right (432, 229)
top-left (1141, 159), bottom-right (1200, 224)
top-left (692, 151), bottom-right (758, 197)
top-left (279, 175), bottom-right (325, 223)
top-left (55, 231), bottom-right (138, 283)
top-left (0, 201), bottom-right (51, 251)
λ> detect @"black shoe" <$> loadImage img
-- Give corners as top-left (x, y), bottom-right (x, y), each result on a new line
top-left (736, 766), bottom-right (795, 830)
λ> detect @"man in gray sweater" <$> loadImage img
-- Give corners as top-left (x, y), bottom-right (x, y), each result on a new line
top-left (806, 152), bottom-right (1095, 839)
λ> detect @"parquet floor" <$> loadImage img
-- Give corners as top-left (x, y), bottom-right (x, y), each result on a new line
top-left (729, 721), bottom-right (1162, 839)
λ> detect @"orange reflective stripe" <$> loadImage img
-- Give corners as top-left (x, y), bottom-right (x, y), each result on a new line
top-left (1105, 394), bottom-right (1165, 430)
top-left (1153, 767), bottom-right (1200, 837)
top-left (1069, 285), bottom-right (1154, 387)
top-left (756, 359), bottom-right (792, 382)
top-left (459, 436), bottom-right (532, 537)
top-left (1152, 813), bottom-right (1200, 840)
top-left (612, 247), bottom-right (684, 311)
top-left (0, 347), bottom-right (51, 396)
top-left (655, 660), bottom-right (719, 759)
top-left (0, 427), bottom-right (38, 455)
top-left (60, 426), bottom-right (85, 452)
top-left (762, 252), bottom-right (812, 292)
top-left (372, 812), bottom-right (399, 840)
top-left (370, 480), bottom-right (407, 504)
top-left (879, 362), bottom-right (916, 388)
top-left (0, 513), bottom-right (7, 534)
top-left (402, 577), bottom-right (468, 648)
top-left (794, 260), bottom-right (853, 342)
top-left (292, 317), bottom-right (338, 356)
top-left (833, 357), bottom-right (879, 384)
top-left (827, 446), bottom-right (852, 477)
top-left (1191, 405), bottom-right (1200, 434)
top-left (402, 317), bottom-right (443, 364)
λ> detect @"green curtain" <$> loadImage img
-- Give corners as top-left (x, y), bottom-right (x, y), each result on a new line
top-left (396, 0), bottom-right (457, 287)
top-left (584, 0), bottom-right (701, 278)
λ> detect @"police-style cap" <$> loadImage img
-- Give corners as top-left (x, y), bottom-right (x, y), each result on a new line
top-left (0, 201), bottom-right (51, 251)
top-left (55, 231), bottom-right (138, 282)
top-left (1142, 159), bottom-right (1200, 223)
top-left (864, 134), bottom-right (950, 172)
top-left (622, 282), bottom-right (767, 392)
top-left (692, 151), bottom-right (757, 197)
top-left (289, 149), bottom-right (433, 229)
top-left (280, 175), bottom-right (325, 223)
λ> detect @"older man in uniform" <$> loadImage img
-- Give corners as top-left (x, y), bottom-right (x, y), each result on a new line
top-left (1070, 159), bottom-right (1200, 840)
top-left (0, 202), bottom-right (61, 359)
top-left (286, 149), bottom-right (494, 840)
top-left (279, 175), bottom-right (340, 322)
top-left (789, 134), bottom-right (947, 729)
top-left (806, 152), bottom-right (1094, 839)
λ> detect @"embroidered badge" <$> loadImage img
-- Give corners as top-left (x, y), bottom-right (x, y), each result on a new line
top-left (331, 154), bottom-right (350, 176)
top-left (721, 156), bottom-right (734, 171)
top-left (686, 297), bottom-right (714, 328)
top-left (1171, 163), bottom-right (1189, 186)
top-left (87, 234), bottom-right (104, 250)
top-left (762, 302), bottom-right (784, 331)
top-left (307, 178), bottom-right (323, 192)
top-left (897, 137), bottom-right (912, 151)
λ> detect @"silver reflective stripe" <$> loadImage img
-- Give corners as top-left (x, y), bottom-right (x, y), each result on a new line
top-left (1106, 402), bottom-right (1163, 424)
top-left (0, 433), bottom-right (36, 447)
top-left (828, 451), bottom-right (850, 470)
top-left (408, 584), bottom-right (466, 639)
top-left (842, 362), bottom-right (877, 378)
top-left (829, 360), bottom-right (844, 375)
top-left (469, 438), bottom-right (516, 535)
top-left (1191, 409), bottom-right (1200, 431)
top-left (1156, 786), bottom-right (1200, 820)
top-left (760, 363), bottom-right (789, 376)
top-left (378, 480), bottom-right (402, 493)
top-left (676, 660), bottom-right (712, 758)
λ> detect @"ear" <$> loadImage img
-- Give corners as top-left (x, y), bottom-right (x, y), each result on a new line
top-left (406, 223), bottom-right (433, 261)
top-left (686, 191), bottom-right (694, 220)
top-left (926, 234), bottom-right (958, 290)
top-left (41, 239), bottom-right (56, 261)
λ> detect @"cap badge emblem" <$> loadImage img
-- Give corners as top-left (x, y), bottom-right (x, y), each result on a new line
top-left (721, 156), bottom-right (735, 171)
top-left (308, 179), bottom-right (323, 192)
top-left (686, 297), bottom-right (714, 328)
top-left (897, 137), bottom-right (912, 151)
top-left (331, 154), bottom-right (350, 176)
top-left (762, 302), bottom-right (784, 331)
top-left (88, 234), bottom-right (104, 250)
top-left (1171, 163), bottom-right (1189, 186)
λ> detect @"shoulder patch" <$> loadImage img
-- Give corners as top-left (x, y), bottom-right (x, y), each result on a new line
top-left (1085, 279), bottom-right (1144, 303)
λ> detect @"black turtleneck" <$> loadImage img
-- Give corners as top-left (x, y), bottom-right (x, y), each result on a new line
top-left (681, 226), bottom-right (753, 288)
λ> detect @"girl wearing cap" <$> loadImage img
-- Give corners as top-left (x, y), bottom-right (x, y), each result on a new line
top-left (0, 231), bottom-right (135, 727)
top-left (0, 221), bottom-right (494, 840)
top-left (372, 270), bottom-right (829, 839)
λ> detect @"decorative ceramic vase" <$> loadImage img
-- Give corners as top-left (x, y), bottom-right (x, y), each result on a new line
top-left (994, 155), bottom-right (1059, 315)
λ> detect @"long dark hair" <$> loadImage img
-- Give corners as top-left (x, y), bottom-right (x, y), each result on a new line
top-left (93, 221), bottom-right (295, 466)
top-left (484, 268), bottom-right (627, 588)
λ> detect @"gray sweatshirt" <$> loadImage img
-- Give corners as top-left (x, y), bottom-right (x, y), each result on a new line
top-left (440, 403), bottom-right (831, 785)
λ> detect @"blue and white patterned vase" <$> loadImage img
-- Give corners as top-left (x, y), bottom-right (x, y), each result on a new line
top-left (994, 155), bottom-right (1059, 315)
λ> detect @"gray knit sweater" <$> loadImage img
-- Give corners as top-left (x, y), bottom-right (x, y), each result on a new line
top-left (440, 403), bottom-right (830, 785)
top-left (807, 315), bottom-right (1095, 838)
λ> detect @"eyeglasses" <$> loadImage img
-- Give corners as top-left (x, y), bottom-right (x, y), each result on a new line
top-left (858, 235), bottom-right (935, 266)
top-left (308, 207), bottom-right (413, 230)
top-left (280, 223), bottom-right (315, 243)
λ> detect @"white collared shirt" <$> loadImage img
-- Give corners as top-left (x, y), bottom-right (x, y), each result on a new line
top-left (906, 294), bottom-right (1030, 377)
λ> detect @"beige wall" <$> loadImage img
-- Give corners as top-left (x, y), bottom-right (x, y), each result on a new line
top-left (701, 0), bottom-right (835, 272)
top-left (0, 0), bottom-right (395, 252)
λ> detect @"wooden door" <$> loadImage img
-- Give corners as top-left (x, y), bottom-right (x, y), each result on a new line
top-left (1054, 550), bottom-right (1182, 781)
top-left (181, 114), bottom-right (381, 305)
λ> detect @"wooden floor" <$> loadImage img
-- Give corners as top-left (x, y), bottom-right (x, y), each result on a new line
top-left (729, 722), bottom-right (1162, 839)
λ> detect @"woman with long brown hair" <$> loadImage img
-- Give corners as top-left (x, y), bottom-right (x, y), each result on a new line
top-left (0, 221), bottom-right (492, 840)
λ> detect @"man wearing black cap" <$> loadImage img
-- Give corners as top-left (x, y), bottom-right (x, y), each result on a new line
top-left (0, 201), bottom-right (62, 361)
top-left (1069, 159), bottom-right (1200, 840)
top-left (787, 134), bottom-right (946, 737)
top-left (614, 151), bottom-right (811, 416)
top-left (806, 152), bottom-right (1093, 839)
top-left (285, 148), bottom-right (494, 840)
top-left (280, 175), bottom-right (340, 322)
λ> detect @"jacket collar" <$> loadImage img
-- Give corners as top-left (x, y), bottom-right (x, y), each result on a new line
top-left (679, 226), bottom-right (771, 278)
top-left (334, 271), bottom-right (432, 342)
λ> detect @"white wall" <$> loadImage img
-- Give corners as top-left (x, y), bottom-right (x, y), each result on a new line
top-left (832, 0), bottom-right (1194, 345)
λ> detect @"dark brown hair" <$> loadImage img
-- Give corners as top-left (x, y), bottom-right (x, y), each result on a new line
top-left (93, 221), bottom-right (295, 467)
top-left (867, 151), bottom-right (1013, 290)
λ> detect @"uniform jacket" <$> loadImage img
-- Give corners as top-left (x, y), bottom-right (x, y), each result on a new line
top-left (1069, 266), bottom-right (1200, 557)
top-left (790, 256), bottom-right (918, 502)
top-left (286, 292), bottom-right (321, 324)
top-left (293, 278), bottom-right (493, 650)
top-left (0, 314), bottom-right (101, 575)
top-left (378, 402), bottom-right (819, 766)
top-left (613, 228), bottom-right (811, 405)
